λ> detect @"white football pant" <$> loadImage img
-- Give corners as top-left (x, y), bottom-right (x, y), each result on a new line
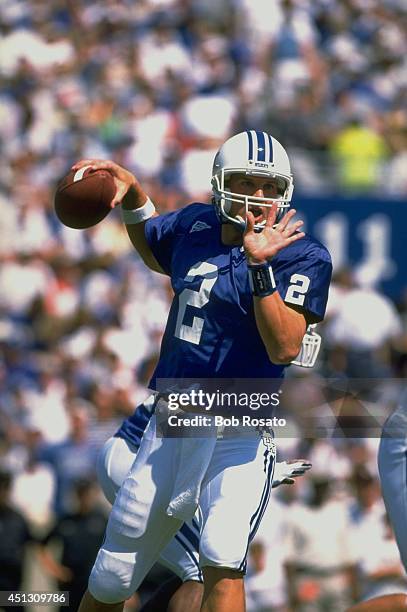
top-left (96, 435), bottom-right (202, 583)
top-left (90, 416), bottom-right (275, 603)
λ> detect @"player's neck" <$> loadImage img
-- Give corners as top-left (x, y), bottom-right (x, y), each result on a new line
top-left (221, 223), bottom-right (243, 246)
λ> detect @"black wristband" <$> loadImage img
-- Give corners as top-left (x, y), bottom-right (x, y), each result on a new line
top-left (247, 262), bottom-right (277, 297)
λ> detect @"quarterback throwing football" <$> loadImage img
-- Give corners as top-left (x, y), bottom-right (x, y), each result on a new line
top-left (75, 131), bottom-right (332, 612)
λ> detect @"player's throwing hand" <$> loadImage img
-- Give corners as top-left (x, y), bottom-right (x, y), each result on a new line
top-left (71, 159), bottom-right (144, 209)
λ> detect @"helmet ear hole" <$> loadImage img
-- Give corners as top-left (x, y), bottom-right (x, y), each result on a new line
top-left (223, 199), bottom-right (232, 213)
top-left (276, 177), bottom-right (288, 196)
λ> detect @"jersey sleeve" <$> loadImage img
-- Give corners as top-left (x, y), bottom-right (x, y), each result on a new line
top-left (144, 209), bottom-right (183, 275)
top-left (276, 240), bottom-right (332, 322)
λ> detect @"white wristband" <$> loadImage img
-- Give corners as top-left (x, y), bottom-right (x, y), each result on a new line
top-left (121, 197), bottom-right (156, 224)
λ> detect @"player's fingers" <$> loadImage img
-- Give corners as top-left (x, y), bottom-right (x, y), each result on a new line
top-left (265, 204), bottom-right (278, 228)
top-left (245, 210), bottom-right (256, 233)
top-left (72, 159), bottom-right (119, 173)
top-left (277, 208), bottom-right (297, 231)
top-left (286, 460), bottom-right (312, 467)
top-left (283, 220), bottom-right (304, 236)
top-left (286, 231), bottom-right (305, 245)
top-left (291, 468), bottom-right (311, 476)
top-left (286, 460), bottom-right (312, 477)
top-left (71, 159), bottom-right (104, 170)
top-left (110, 184), bottom-right (128, 208)
top-left (71, 160), bottom-right (90, 170)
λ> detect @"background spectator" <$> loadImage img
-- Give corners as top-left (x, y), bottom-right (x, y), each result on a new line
top-left (0, 470), bottom-right (34, 612)
top-left (37, 478), bottom-right (107, 612)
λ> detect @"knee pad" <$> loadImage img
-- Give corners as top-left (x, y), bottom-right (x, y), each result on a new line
top-left (88, 548), bottom-right (136, 604)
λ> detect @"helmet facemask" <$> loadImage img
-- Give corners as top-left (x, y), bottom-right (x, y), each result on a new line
top-left (212, 168), bottom-right (293, 232)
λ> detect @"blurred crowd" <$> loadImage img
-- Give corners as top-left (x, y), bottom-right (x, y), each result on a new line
top-left (0, 0), bottom-right (406, 203)
top-left (0, 0), bottom-right (407, 610)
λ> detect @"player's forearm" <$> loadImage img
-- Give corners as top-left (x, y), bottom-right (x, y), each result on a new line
top-left (122, 185), bottom-right (164, 273)
top-left (253, 292), bottom-right (306, 364)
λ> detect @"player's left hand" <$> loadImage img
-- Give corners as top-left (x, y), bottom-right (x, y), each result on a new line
top-left (243, 204), bottom-right (305, 264)
top-left (272, 459), bottom-right (312, 488)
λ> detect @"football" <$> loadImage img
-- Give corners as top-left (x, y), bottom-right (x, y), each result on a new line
top-left (54, 166), bottom-right (116, 229)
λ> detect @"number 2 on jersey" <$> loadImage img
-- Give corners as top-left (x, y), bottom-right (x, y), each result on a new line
top-left (284, 273), bottom-right (310, 306)
top-left (175, 262), bottom-right (218, 345)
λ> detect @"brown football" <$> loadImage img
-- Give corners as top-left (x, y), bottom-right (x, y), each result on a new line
top-left (54, 166), bottom-right (116, 229)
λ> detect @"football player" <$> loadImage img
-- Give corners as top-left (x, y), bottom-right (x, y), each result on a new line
top-left (74, 130), bottom-right (332, 612)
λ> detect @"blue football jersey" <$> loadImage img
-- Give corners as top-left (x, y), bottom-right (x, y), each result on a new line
top-left (145, 203), bottom-right (332, 384)
top-left (116, 203), bottom-right (331, 446)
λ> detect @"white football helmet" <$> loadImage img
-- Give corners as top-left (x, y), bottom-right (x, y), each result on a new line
top-left (211, 130), bottom-right (294, 231)
top-left (291, 325), bottom-right (322, 368)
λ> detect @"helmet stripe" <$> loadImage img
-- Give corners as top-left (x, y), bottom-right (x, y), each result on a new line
top-left (246, 130), bottom-right (254, 161)
top-left (267, 133), bottom-right (274, 163)
top-left (256, 131), bottom-right (266, 162)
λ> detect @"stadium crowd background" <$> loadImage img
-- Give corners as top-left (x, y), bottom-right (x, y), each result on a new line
top-left (0, 0), bottom-right (406, 610)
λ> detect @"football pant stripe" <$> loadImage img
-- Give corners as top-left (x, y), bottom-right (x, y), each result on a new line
top-left (238, 451), bottom-right (271, 571)
top-left (239, 451), bottom-right (271, 571)
top-left (174, 533), bottom-right (203, 582)
top-left (263, 448), bottom-right (269, 473)
top-left (241, 454), bottom-right (274, 572)
top-left (138, 404), bottom-right (155, 419)
top-left (179, 522), bottom-right (200, 552)
top-left (191, 517), bottom-right (200, 533)
top-left (238, 450), bottom-right (275, 571)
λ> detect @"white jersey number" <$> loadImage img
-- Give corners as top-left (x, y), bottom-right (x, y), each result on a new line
top-left (175, 262), bottom-right (218, 345)
top-left (284, 273), bottom-right (310, 306)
